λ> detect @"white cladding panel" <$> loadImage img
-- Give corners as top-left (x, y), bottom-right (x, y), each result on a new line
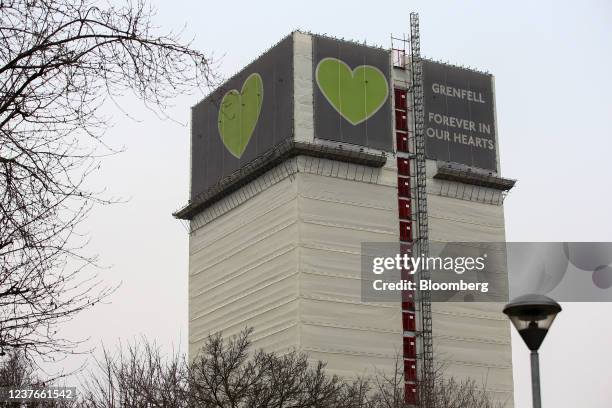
top-left (188, 177), bottom-right (300, 358)
top-left (297, 172), bottom-right (403, 376)
top-left (427, 172), bottom-right (514, 402)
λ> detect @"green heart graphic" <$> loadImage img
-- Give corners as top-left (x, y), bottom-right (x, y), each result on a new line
top-left (218, 73), bottom-right (263, 158)
top-left (316, 57), bottom-right (389, 125)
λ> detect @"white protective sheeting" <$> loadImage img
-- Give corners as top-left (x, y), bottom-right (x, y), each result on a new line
top-left (426, 167), bottom-right (514, 404)
top-left (296, 171), bottom-right (403, 376)
top-left (188, 177), bottom-right (300, 358)
top-left (428, 194), bottom-right (506, 242)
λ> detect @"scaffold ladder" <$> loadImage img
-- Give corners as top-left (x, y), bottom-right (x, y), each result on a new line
top-left (409, 12), bottom-right (434, 407)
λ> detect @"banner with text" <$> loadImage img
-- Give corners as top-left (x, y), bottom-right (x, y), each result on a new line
top-left (422, 60), bottom-right (497, 171)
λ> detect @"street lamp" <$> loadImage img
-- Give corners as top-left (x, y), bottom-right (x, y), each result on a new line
top-left (503, 294), bottom-right (561, 408)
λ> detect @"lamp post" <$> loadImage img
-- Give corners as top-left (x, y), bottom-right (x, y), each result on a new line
top-left (503, 294), bottom-right (561, 408)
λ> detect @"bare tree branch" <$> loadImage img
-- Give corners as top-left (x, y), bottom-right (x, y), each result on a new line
top-left (74, 330), bottom-right (507, 408)
top-left (0, 0), bottom-right (219, 360)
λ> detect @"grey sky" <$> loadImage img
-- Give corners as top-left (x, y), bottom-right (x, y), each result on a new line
top-left (57, 1), bottom-right (611, 407)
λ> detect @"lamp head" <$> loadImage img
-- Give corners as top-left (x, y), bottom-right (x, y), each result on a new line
top-left (503, 294), bottom-right (562, 351)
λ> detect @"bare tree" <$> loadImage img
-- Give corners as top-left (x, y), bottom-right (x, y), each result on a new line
top-left (75, 329), bottom-right (506, 408)
top-left (78, 339), bottom-right (187, 408)
top-left (0, 350), bottom-right (36, 390)
top-left (429, 376), bottom-right (506, 408)
top-left (0, 331), bottom-right (506, 408)
top-left (369, 356), bottom-right (507, 408)
top-left (79, 330), bottom-right (349, 408)
top-left (187, 328), bottom-right (348, 408)
top-left (0, 350), bottom-right (78, 407)
top-left (0, 0), bottom-right (217, 359)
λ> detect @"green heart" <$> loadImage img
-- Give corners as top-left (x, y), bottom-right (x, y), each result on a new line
top-left (218, 73), bottom-right (263, 158)
top-left (316, 57), bottom-right (389, 125)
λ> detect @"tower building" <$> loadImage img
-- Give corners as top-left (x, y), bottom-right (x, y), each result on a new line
top-left (175, 20), bottom-right (516, 406)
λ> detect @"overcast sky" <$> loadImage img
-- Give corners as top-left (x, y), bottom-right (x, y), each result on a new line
top-left (56, 1), bottom-right (612, 406)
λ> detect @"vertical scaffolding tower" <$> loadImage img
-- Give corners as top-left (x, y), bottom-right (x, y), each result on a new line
top-left (409, 12), bottom-right (434, 406)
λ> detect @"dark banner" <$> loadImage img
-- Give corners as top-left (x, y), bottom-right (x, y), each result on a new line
top-left (190, 36), bottom-right (293, 199)
top-left (422, 60), bottom-right (497, 171)
top-left (313, 36), bottom-right (392, 151)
